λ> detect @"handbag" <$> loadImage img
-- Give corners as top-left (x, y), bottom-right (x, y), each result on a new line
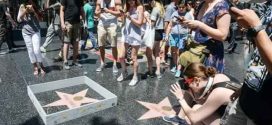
top-left (142, 25), bottom-right (155, 48)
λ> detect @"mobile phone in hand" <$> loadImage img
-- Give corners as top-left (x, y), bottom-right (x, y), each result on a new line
top-left (119, 9), bottom-right (125, 13)
top-left (101, 8), bottom-right (105, 13)
top-left (174, 16), bottom-right (185, 22)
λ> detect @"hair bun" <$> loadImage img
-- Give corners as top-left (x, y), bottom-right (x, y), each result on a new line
top-left (205, 67), bottom-right (217, 77)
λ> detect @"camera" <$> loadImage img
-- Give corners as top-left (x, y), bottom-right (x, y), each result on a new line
top-left (178, 79), bottom-right (190, 90)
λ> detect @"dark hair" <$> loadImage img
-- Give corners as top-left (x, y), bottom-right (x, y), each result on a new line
top-left (143, 3), bottom-right (152, 12)
top-left (125, 0), bottom-right (142, 12)
top-left (184, 62), bottom-right (217, 79)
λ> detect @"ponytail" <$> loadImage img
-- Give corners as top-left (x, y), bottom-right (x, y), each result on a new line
top-left (205, 67), bottom-right (217, 78)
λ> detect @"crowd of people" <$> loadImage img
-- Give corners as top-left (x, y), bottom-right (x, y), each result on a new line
top-left (0, 0), bottom-right (272, 124)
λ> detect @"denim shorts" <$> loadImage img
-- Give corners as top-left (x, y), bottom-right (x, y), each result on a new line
top-left (169, 34), bottom-right (187, 50)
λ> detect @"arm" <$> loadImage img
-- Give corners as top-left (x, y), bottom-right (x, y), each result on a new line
top-left (5, 8), bottom-right (17, 27)
top-left (164, 5), bottom-right (171, 31)
top-left (255, 30), bottom-right (272, 72)
top-left (128, 6), bottom-right (144, 28)
top-left (46, 0), bottom-right (50, 8)
top-left (150, 8), bottom-right (158, 28)
top-left (231, 7), bottom-right (272, 73)
top-left (170, 83), bottom-right (230, 124)
top-left (197, 14), bottom-right (231, 41)
top-left (95, 0), bottom-right (102, 17)
top-left (180, 88), bottom-right (230, 124)
top-left (165, 21), bottom-right (172, 40)
top-left (32, 6), bottom-right (42, 21)
top-left (17, 5), bottom-right (27, 23)
top-left (80, 6), bottom-right (85, 22)
top-left (60, 4), bottom-right (65, 31)
top-left (104, 0), bottom-right (121, 17)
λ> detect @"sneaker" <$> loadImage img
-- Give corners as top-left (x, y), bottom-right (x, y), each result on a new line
top-left (96, 64), bottom-right (106, 72)
top-left (171, 66), bottom-right (177, 73)
top-left (147, 71), bottom-right (155, 78)
top-left (63, 62), bottom-right (70, 70)
top-left (162, 115), bottom-right (188, 125)
top-left (175, 70), bottom-right (181, 78)
top-left (156, 71), bottom-right (162, 79)
top-left (117, 71), bottom-right (128, 82)
top-left (72, 62), bottom-right (83, 68)
top-left (40, 46), bottom-right (46, 53)
top-left (112, 64), bottom-right (118, 73)
top-left (129, 78), bottom-right (138, 86)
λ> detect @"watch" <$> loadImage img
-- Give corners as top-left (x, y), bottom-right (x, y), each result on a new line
top-left (247, 25), bottom-right (266, 37)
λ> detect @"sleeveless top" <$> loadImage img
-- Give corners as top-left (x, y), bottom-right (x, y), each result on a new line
top-left (17, 4), bottom-right (40, 35)
top-left (98, 0), bottom-right (118, 26)
top-left (124, 8), bottom-right (142, 41)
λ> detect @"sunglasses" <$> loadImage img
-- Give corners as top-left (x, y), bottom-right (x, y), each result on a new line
top-left (178, 77), bottom-right (194, 90)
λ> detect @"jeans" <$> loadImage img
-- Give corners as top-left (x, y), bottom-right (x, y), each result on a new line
top-left (42, 23), bottom-right (61, 48)
top-left (22, 32), bottom-right (43, 63)
top-left (83, 28), bottom-right (97, 49)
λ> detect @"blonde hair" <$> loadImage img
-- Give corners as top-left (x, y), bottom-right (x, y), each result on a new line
top-left (154, 0), bottom-right (165, 17)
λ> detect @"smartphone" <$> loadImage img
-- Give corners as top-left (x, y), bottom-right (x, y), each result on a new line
top-left (178, 79), bottom-right (190, 90)
top-left (101, 8), bottom-right (105, 12)
top-left (174, 16), bottom-right (185, 22)
top-left (119, 9), bottom-right (125, 13)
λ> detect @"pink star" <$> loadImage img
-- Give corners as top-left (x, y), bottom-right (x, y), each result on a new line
top-left (136, 97), bottom-right (176, 120)
top-left (43, 89), bottom-right (99, 109)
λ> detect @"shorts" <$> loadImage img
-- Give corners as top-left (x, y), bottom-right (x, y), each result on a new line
top-left (155, 29), bottom-right (164, 41)
top-left (97, 24), bottom-right (117, 47)
top-left (169, 34), bottom-right (187, 50)
top-left (63, 22), bottom-right (81, 44)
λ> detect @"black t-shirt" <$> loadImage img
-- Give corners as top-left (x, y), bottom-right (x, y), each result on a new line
top-left (239, 74), bottom-right (272, 124)
top-left (60, 0), bottom-right (83, 24)
top-left (0, 4), bottom-right (7, 25)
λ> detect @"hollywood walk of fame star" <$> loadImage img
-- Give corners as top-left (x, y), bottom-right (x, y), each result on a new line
top-left (43, 89), bottom-right (99, 109)
top-left (136, 97), bottom-right (176, 120)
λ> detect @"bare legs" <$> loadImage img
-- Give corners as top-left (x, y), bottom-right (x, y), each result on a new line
top-left (153, 40), bottom-right (162, 78)
top-left (146, 47), bottom-right (153, 74)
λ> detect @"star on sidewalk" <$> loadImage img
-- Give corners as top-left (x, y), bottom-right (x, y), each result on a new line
top-left (43, 89), bottom-right (99, 109)
top-left (136, 97), bottom-right (176, 120)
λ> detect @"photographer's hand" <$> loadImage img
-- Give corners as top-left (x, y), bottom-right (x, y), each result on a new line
top-left (170, 83), bottom-right (185, 100)
top-left (230, 7), bottom-right (261, 28)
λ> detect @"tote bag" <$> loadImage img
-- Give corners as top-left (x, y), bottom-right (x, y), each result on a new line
top-left (142, 25), bottom-right (155, 48)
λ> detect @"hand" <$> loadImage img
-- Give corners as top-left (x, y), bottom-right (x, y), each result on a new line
top-left (126, 12), bottom-right (131, 20)
top-left (170, 83), bottom-right (185, 100)
top-left (183, 20), bottom-right (202, 29)
top-left (61, 23), bottom-right (66, 32)
top-left (26, 5), bottom-right (34, 12)
top-left (104, 8), bottom-right (110, 13)
top-left (164, 35), bottom-right (169, 42)
top-left (12, 22), bottom-right (18, 29)
top-left (230, 7), bottom-right (262, 28)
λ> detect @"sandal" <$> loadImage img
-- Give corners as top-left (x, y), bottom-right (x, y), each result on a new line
top-left (33, 67), bottom-right (39, 75)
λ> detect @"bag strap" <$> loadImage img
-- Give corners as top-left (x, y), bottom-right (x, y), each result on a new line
top-left (212, 81), bottom-right (242, 92)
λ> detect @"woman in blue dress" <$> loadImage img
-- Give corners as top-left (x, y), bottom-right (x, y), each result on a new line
top-left (182, 0), bottom-right (231, 73)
